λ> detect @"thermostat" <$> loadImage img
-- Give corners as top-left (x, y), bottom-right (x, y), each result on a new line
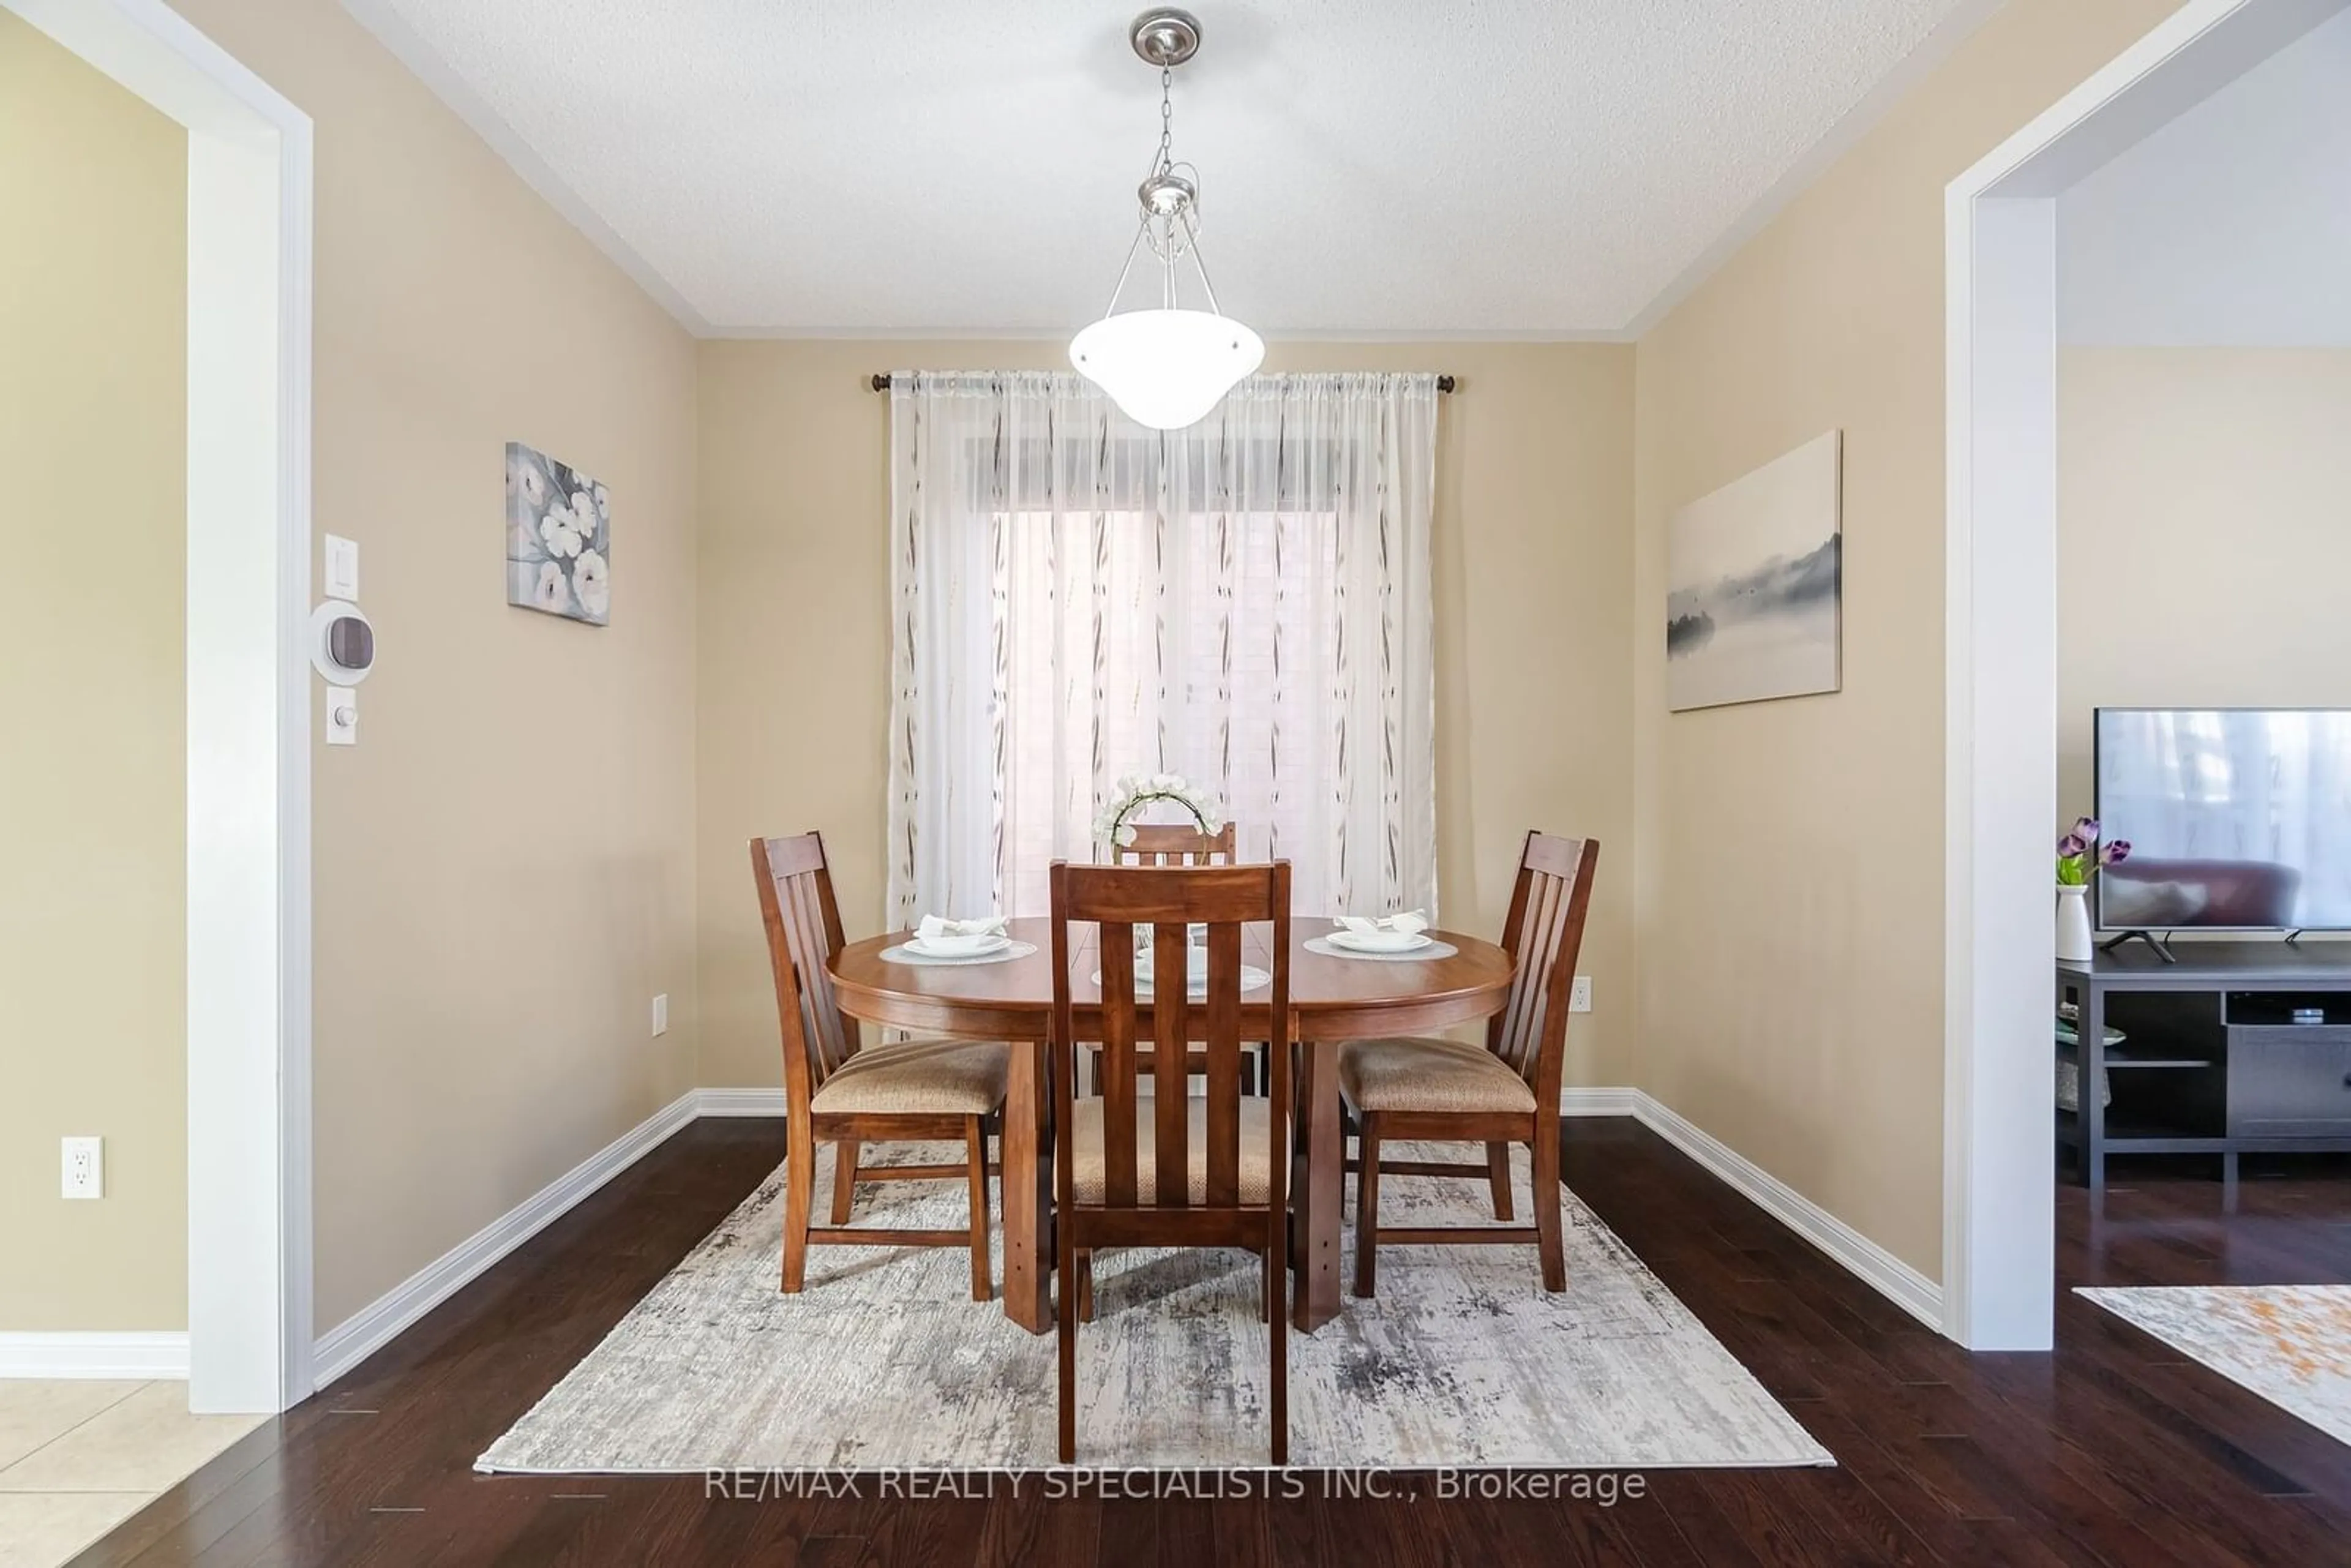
top-left (309, 599), bottom-right (375, 685)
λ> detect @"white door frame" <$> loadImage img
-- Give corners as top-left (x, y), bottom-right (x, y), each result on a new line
top-left (6, 0), bottom-right (315, 1411)
top-left (1942, 0), bottom-right (2344, 1349)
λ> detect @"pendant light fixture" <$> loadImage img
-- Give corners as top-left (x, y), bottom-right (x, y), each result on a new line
top-left (1070, 9), bottom-right (1264, 430)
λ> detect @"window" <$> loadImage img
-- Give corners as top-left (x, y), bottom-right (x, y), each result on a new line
top-left (887, 371), bottom-right (1439, 925)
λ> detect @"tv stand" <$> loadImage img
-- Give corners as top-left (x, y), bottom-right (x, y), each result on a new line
top-left (2057, 942), bottom-right (2351, 1203)
top-left (2099, 928), bottom-right (2177, 963)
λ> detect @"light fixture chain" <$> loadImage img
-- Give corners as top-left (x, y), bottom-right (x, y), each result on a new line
top-left (1158, 66), bottom-right (1173, 174)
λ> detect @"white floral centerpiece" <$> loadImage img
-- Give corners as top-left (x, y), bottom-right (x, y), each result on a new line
top-left (1096, 773), bottom-right (1227, 968)
top-left (1093, 773), bottom-right (1226, 849)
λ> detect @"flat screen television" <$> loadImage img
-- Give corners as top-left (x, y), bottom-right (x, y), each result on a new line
top-left (2094, 707), bottom-right (2351, 932)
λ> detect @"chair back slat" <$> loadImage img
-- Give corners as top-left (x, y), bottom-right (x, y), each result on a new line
top-left (1096, 924), bottom-right (1141, 1208)
top-left (1151, 919), bottom-right (1193, 1202)
top-left (1113, 821), bottom-right (1239, 866)
top-left (1051, 861), bottom-right (1292, 1215)
top-left (751, 833), bottom-right (861, 1106)
top-left (1202, 920), bottom-right (1243, 1206)
top-left (1485, 832), bottom-right (1599, 1095)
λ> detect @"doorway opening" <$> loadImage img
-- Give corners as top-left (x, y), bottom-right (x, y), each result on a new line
top-left (1944, 0), bottom-right (2349, 1349)
top-left (4, 0), bottom-right (315, 1411)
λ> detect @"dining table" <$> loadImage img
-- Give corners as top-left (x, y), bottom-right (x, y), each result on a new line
top-left (828, 915), bottom-right (1517, 1334)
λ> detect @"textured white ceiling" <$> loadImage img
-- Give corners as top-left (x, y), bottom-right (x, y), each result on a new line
top-left (347, 0), bottom-right (1989, 336)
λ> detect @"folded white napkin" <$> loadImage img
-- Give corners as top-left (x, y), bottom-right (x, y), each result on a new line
top-left (916, 914), bottom-right (1008, 942)
top-left (1335, 910), bottom-right (1428, 937)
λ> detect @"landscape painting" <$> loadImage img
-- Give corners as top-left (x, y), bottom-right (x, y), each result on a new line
top-left (1665, 430), bottom-right (1842, 712)
top-left (506, 441), bottom-right (611, 626)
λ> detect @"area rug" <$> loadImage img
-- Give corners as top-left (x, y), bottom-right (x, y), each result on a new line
top-left (478, 1142), bottom-right (1833, 1472)
top-left (2079, 1285), bottom-right (2351, 1446)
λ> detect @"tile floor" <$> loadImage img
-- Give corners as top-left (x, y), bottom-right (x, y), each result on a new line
top-left (0, 1381), bottom-right (264, 1568)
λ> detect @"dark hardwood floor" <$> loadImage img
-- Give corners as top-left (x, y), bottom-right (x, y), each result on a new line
top-left (71, 1123), bottom-right (2351, 1567)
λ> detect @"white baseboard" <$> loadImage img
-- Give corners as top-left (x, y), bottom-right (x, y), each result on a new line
top-left (310, 1088), bottom-right (703, 1389)
top-left (1561, 1086), bottom-right (1638, 1116)
top-left (688, 1081), bottom-right (1941, 1328)
top-left (1625, 1091), bottom-right (1945, 1331)
top-left (695, 1087), bottom-right (788, 1116)
top-left (0, 1331), bottom-right (190, 1379)
top-left (302, 1076), bottom-right (1940, 1394)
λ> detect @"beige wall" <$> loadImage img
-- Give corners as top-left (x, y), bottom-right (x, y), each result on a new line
top-left (697, 340), bottom-right (1635, 1092)
top-left (2058, 348), bottom-right (2351, 817)
top-left (9, 0), bottom-right (2237, 1339)
top-left (160, 0), bottom-right (701, 1330)
top-left (1631, 0), bottom-right (2183, 1279)
top-left (0, 13), bottom-right (187, 1332)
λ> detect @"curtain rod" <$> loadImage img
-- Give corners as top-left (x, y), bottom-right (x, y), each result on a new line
top-left (869, 372), bottom-right (1456, 394)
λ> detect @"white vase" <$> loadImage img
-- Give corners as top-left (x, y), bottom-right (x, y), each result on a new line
top-left (2055, 883), bottom-right (2093, 963)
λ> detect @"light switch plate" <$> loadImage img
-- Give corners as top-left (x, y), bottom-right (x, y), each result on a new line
top-left (651, 994), bottom-right (669, 1036)
top-left (323, 534), bottom-right (359, 600)
top-left (326, 685), bottom-right (358, 746)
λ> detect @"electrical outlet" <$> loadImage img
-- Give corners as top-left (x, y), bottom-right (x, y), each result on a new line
top-left (62, 1136), bottom-right (103, 1199)
top-left (1570, 975), bottom-right (1593, 1013)
top-left (651, 993), bottom-right (669, 1037)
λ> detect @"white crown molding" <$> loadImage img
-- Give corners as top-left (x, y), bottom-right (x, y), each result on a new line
top-left (0, 1332), bottom-right (191, 1380)
top-left (333, 0), bottom-right (711, 335)
top-left (1621, 0), bottom-right (2011, 339)
top-left (310, 1089), bottom-right (703, 1389)
top-left (703, 324), bottom-right (1641, 344)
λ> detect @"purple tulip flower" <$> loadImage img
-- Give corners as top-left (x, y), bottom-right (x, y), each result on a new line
top-left (2058, 831), bottom-right (2087, 857)
top-left (2102, 839), bottom-right (2131, 866)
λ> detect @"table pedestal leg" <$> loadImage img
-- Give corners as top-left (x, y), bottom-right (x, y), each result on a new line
top-left (1292, 1041), bottom-right (1343, 1332)
top-left (1000, 1038), bottom-right (1053, 1334)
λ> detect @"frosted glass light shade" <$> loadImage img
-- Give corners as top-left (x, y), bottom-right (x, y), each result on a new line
top-left (1070, 308), bottom-right (1265, 430)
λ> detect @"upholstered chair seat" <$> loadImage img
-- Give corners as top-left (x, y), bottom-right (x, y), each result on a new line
top-left (1069, 1097), bottom-right (1278, 1205)
top-left (1337, 1037), bottom-right (1540, 1115)
top-left (810, 1038), bottom-right (1010, 1116)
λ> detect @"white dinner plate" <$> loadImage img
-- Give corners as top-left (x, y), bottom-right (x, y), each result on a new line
top-left (906, 932), bottom-right (1010, 958)
top-left (1326, 928), bottom-right (1434, 954)
top-left (1093, 963), bottom-right (1273, 996)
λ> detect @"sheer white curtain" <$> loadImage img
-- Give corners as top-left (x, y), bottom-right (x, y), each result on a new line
top-left (886, 370), bottom-right (1438, 925)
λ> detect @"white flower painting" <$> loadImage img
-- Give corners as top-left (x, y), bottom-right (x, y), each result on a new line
top-left (506, 441), bottom-right (610, 626)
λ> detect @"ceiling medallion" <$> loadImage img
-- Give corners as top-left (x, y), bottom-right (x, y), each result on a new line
top-left (1068, 9), bottom-right (1264, 430)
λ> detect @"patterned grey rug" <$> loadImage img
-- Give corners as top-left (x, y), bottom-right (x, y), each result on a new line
top-left (478, 1142), bottom-right (1832, 1472)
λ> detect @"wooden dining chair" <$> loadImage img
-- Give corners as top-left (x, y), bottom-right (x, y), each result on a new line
top-left (1101, 820), bottom-right (1268, 1094)
top-left (751, 832), bottom-right (1008, 1300)
top-left (1341, 831), bottom-right (1598, 1297)
top-left (1049, 858), bottom-right (1293, 1465)
top-left (1112, 820), bottom-right (1238, 866)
